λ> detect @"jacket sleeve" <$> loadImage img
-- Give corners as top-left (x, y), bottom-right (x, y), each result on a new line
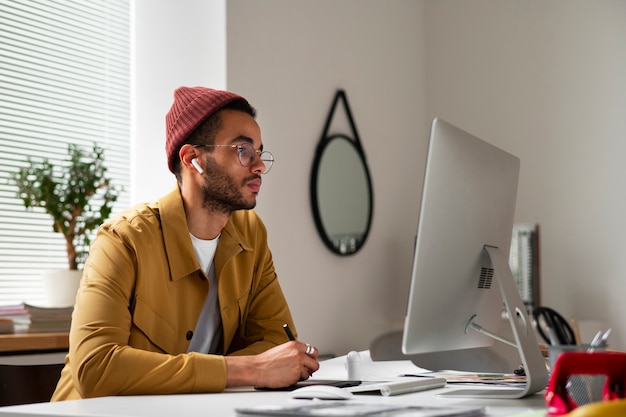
top-left (57, 223), bottom-right (228, 399)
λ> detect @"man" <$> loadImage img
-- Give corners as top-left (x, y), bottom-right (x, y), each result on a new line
top-left (52, 86), bottom-right (319, 400)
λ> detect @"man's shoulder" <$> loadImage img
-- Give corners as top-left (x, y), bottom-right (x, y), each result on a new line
top-left (103, 201), bottom-right (162, 233)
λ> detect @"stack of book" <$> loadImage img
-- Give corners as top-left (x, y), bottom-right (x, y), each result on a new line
top-left (0, 318), bottom-right (14, 334)
top-left (24, 303), bottom-right (73, 333)
top-left (0, 303), bottom-right (30, 334)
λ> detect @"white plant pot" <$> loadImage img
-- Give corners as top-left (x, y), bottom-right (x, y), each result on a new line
top-left (41, 269), bottom-right (82, 307)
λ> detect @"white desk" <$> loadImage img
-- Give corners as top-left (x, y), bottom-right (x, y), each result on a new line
top-left (0, 351), bottom-right (547, 417)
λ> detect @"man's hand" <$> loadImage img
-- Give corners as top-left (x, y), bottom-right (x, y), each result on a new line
top-left (225, 341), bottom-right (320, 388)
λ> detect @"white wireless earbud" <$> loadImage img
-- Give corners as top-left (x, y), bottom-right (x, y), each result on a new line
top-left (191, 158), bottom-right (204, 174)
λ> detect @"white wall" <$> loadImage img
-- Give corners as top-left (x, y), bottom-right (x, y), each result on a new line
top-left (422, 0), bottom-right (626, 350)
top-left (132, 0), bottom-right (227, 204)
top-left (134, 1), bottom-right (626, 355)
top-left (226, 0), bottom-right (425, 355)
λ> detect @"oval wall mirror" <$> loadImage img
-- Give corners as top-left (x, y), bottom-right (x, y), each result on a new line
top-left (310, 90), bottom-right (373, 255)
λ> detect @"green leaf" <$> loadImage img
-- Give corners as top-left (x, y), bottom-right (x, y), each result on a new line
top-left (10, 143), bottom-right (122, 270)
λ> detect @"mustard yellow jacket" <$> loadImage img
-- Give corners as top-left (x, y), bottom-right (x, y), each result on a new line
top-left (52, 187), bottom-right (296, 400)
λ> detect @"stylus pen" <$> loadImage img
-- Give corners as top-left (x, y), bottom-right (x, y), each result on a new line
top-left (283, 323), bottom-right (296, 341)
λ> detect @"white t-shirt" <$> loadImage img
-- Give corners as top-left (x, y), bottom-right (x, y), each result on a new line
top-left (187, 233), bottom-right (223, 354)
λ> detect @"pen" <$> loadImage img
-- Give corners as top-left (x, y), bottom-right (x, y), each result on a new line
top-left (283, 323), bottom-right (295, 341)
top-left (589, 330), bottom-right (603, 347)
top-left (598, 328), bottom-right (612, 347)
top-left (590, 328), bottom-right (612, 349)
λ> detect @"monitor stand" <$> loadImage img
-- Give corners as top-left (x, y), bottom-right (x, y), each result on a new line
top-left (440, 245), bottom-right (549, 399)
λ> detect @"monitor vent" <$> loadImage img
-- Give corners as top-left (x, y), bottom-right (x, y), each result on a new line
top-left (478, 267), bottom-right (494, 289)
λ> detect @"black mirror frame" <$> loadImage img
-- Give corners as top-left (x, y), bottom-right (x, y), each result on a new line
top-left (310, 90), bottom-right (374, 256)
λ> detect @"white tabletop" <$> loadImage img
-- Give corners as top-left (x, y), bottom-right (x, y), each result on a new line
top-left (0, 351), bottom-right (547, 417)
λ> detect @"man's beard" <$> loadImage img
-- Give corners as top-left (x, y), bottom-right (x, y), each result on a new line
top-left (200, 157), bottom-right (259, 214)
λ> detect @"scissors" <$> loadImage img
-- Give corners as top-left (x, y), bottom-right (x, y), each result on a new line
top-left (533, 306), bottom-right (577, 346)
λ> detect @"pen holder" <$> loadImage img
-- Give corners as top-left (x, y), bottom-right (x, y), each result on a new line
top-left (547, 345), bottom-right (606, 409)
top-left (545, 351), bottom-right (626, 416)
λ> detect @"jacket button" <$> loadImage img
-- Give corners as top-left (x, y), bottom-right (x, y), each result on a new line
top-left (186, 331), bottom-right (193, 341)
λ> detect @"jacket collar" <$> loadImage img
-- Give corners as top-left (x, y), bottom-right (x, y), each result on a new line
top-left (159, 186), bottom-right (253, 281)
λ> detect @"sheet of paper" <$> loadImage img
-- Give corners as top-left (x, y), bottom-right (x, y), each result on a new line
top-left (311, 351), bottom-right (525, 388)
top-left (311, 350), bottom-right (431, 381)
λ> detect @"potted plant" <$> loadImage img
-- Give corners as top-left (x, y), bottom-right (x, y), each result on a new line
top-left (12, 143), bottom-right (120, 305)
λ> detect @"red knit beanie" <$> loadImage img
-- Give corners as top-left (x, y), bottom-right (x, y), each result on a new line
top-left (165, 86), bottom-right (247, 173)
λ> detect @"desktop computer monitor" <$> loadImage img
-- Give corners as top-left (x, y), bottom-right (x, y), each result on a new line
top-left (401, 118), bottom-right (548, 398)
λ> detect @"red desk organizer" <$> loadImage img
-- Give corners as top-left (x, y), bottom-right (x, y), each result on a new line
top-left (545, 351), bottom-right (626, 416)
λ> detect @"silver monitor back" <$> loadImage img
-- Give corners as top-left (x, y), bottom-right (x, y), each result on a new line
top-left (402, 118), bottom-right (548, 398)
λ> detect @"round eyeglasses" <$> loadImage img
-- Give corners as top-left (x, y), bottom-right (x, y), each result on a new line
top-left (193, 143), bottom-right (274, 174)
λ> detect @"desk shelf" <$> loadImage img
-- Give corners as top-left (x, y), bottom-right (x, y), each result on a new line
top-left (0, 332), bottom-right (69, 354)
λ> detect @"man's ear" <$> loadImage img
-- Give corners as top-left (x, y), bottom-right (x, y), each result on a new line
top-left (179, 144), bottom-right (202, 174)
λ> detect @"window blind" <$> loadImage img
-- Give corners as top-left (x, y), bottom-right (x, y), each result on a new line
top-left (0, 0), bottom-right (131, 305)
